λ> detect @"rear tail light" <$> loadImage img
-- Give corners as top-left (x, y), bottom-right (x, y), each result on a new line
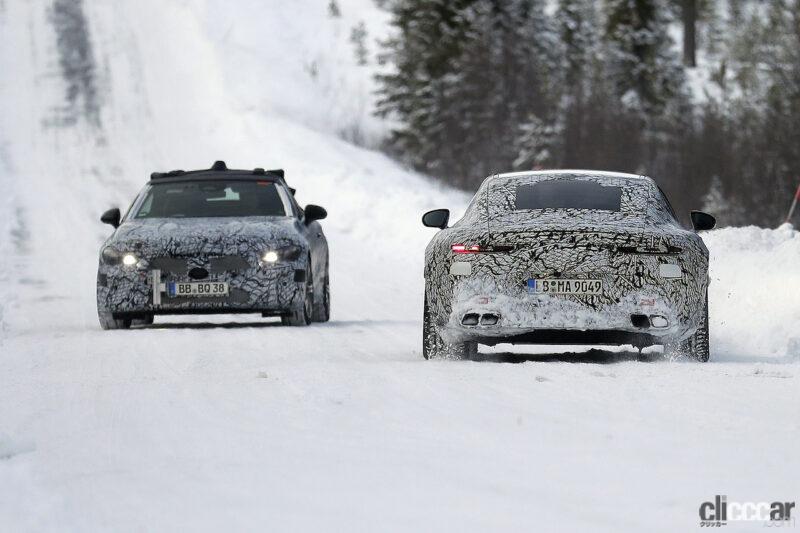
top-left (451, 244), bottom-right (481, 254)
top-left (451, 244), bottom-right (514, 254)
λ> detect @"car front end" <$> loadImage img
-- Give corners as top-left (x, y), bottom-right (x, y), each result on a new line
top-left (97, 218), bottom-right (309, 322)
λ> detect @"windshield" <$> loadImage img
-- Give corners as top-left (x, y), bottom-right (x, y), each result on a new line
top-left (133, 180), bottom-right (288, 219)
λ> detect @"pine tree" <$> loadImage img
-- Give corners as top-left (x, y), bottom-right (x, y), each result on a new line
top-left (604, 0), bottom-right (686, 115)
top-left (350, 21), bottom-right (369, 66)
top-left (377, 0), bottom-right (558, 186)
top-left (328, 0), bottom-right (341, 18)
top-left (550, 0), bottom-right (603, 167)
top-left (601, 0), bottom-right (695, 208)
top-left (514, 114), bottom-right (558, 170)
top-left (758, 0), bottom-right (800, 223)
top-left (376, 1), bottom-right (476, 179)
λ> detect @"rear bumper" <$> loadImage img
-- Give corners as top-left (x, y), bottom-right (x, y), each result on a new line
top-left (459, 329), bottom-right (659, 347)
top-left (439, 280), bottom-right (699, 346)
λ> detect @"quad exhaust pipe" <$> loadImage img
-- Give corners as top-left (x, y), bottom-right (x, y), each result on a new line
top-left (462, 311), bottom-right (667, 329)
top-left (631, 314), bottom-right (669, 329)
top-left (480, 313), bottom-right (499, 326)
top-left (462, 312), bottom-right (501, 327)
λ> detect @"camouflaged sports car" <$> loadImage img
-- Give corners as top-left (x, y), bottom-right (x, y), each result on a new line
top-left (421, 170), bottom-right (716, 361)
top-left (97, 161), bottom-right (329, 329)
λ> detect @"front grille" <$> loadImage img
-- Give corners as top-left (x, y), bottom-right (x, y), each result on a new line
top-left (150, 256), bottom-right (187, 273)
top-left (209, 256), bottom-right (250, 273)
top-left (150, 255), bottom-right (251, 274)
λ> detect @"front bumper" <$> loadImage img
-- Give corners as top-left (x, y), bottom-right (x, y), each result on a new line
top-left (97, 261), bottom-right (304, 316)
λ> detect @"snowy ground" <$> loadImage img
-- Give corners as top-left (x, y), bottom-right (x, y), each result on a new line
top-left (0, 1), bottom-right (798, 531)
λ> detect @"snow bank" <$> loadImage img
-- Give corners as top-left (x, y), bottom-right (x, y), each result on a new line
top-left (704, 223), bottom-right (800, 361)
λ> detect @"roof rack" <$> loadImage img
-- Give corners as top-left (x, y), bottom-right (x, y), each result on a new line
top-left (150, 169), bottom-right (186, 179)
top-left (149, 161), bottom-right (288, 183)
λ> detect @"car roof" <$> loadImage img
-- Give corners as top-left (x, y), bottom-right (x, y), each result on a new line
top-left (148, 161), bottom-right (286, 185)
top-left (492, 169), bottom-right (650, 181)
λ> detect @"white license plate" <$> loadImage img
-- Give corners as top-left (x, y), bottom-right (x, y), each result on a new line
top-left (528, 279), bottom-right (602, 295)
top-left (168, 281), bottom-right (229, 297)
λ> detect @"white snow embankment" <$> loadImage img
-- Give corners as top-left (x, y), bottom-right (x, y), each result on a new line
top-left (704, 223), bottom-right (800, 361)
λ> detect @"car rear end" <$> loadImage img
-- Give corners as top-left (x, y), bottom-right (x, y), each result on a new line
top-left (433, 174), bottom-right (709, 348)
top-left (442, 228), bottom-right (707, 347)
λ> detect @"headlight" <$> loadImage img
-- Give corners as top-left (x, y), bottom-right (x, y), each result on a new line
top-left (101, 248), bottom-right (138, 267)
top-left (261, 245), bottom-right (303, 263)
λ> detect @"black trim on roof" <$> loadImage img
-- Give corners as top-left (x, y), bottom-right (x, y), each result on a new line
top-left (149, 161), bottom-right (286, 183)
top-left (149, 171), bottom-right (282, 184)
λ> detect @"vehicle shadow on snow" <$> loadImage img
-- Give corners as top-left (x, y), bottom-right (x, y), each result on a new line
top-left (141, 320), bottom-right (282, 330)
top-left (316, 320), bottom-right (418, 327)
top-left (468, 349), bottom-right (669, 364)
top-left (140, 319), bottom-right (417, 330)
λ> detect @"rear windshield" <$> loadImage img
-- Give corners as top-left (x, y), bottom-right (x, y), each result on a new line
top-left (515, 180), bottom-right (622, 211)
top-left (134, 180), bottom-right (288, 219)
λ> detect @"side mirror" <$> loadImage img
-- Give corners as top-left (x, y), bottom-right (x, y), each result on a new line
top-left (422, 209), bottom-right (450, 229)
top-left (101, 208), bottom-right (121, 228)
top-left (304, 204), bottom-right (327, 224)
top-left (691, 211), bottom-right (716, 231)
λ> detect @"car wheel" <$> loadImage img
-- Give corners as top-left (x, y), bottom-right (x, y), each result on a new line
top-left (98, 311), bottom-right (132, 330)
top-left (686, 291), bottom-right (710, 362)
top-left (132, 314), bottom-right (154, 326)
top-left (282, 260), bottom-right (313, 327)
top-left (311, 269), bottom-right (330, 323)
top-left (664, 290), bottom-right (709, 362)
top-left (423, 294), bottom-right (476, 360)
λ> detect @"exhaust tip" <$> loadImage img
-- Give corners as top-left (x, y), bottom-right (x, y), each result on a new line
top-left (649, 315), bottom-right (669, 328)
top-left (461, 313), bottom-right (480, 326)
top-left (480, 313), bottom-right (499, 326)
top-left (631, 314), bottom-right (651, 329)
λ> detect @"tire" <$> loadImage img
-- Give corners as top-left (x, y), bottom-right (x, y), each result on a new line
top-left (98, 311), bottom-right (131, 330)
top-left (665, 291), bottom-right (710, 362)
top-left (686, 291), bottom-right (710, 362)
top-left (422, 294), bottom-right (477, 360)
top-left (282, 260), bottom-right (313, 327)
top-left (132, 314), bottom-right (154, 326)
top-left (311, 269), bottom-right (330, 323)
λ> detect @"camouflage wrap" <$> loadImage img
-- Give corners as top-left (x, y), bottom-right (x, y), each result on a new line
top-left (424, 171), bottom-right (710, 346)
top-left (97, 217), bottom-right (311, 316)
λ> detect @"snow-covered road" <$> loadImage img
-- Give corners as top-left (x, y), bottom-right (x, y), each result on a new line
top-left (1, 1), bottom-right (798, 531)
top-left (2, 316), bottom-right (797, 532)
